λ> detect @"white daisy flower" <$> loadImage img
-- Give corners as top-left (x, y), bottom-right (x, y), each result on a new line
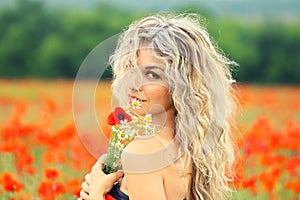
top-left (127, 128), bottom-right (138, 139)
top-left (131, 98), bottom-right (141, 109)
top-left (144, 113), bottom-right (152, 122)
top-left (144, 125), bottom-right (156, 135)
top-left (118, 131), bottom-right (128, 141)
top-left (119, 122), bottom-right (130, 131)
top-left (136, 121), bottom-right (144, 128)
top-left (116, 141), bottom-right (125, 150)
top-left (131, 115), bottom-right (139, 123)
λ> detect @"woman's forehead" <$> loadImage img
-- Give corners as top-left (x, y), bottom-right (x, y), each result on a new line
top-left (137, 48), bottom-right (165, 67)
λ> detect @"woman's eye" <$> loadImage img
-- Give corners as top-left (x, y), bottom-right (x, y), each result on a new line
top-left (146, 71), bottom-right (160, 79)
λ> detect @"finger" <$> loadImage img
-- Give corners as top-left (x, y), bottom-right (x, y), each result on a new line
top-left (80, 190), bottom-right (90, 200)
top-left (97, 154), bottom-right (107, 164)
top-left (91, 161), bottom-right (103, 171)
top-left (81, 181), bottom-right (89, 193)
top-left (84, 174), bottom-right (91, 183)
top-left (117, 170), bottom-right (125, 181)
top-left (108, 170), bottom-right (124, 181)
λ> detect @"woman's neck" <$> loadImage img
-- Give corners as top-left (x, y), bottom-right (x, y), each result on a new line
top-left (153, 107), bottom-right (176, 141)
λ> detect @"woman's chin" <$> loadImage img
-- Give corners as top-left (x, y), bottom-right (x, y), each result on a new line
top-left (130, 108), bottom-right (148, 116)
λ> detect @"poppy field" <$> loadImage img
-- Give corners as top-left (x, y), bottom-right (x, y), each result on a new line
top-left (0, 79), bottom-right (299, 199)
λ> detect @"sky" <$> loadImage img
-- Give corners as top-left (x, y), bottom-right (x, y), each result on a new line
top-left (0, 0), bottom-right (299, 21)
top-left (45, 0), bottom-right (300, 20)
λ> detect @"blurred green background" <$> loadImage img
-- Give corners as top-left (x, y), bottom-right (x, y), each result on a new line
top-left (0, 0), bottom-right (299, 84)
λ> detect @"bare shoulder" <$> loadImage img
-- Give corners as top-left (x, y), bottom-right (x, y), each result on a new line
top-left (121, 135), bottom-right (174, 173)
top-left (123, 135), bottom-right (164, 154)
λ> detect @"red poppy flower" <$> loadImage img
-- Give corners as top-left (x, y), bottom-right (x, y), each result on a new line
top-left (107, 107), bottom-right (132, 126)
top-left (0, 172), bottom-right (22, 192)
top-left (45, 168), bottom-right (59, 181)
top-left (66, 178), bottom-right (81, 197)
top-left (38, 181), bottom-right (66, 199)
top-left (38, 181), bottom-right (55, 199)
top-left (53, 182), bottom-right (66, 195)
top-left (106, 194), bottom-right (117, 200)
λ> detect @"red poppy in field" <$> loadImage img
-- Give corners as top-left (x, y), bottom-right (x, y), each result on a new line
top-left (242, 176), bottom-right (257, 195)
top-left (42, 149), bottom-right (67, 164)
top-left (46, 98), bottom-right (57, 113)
top-left (0, 139), bottom-right (26, 154)
top-left (286, 154), bottom-right (300, 175)
top-left (286, 180), bottom-right (300, 193)
top-left (0, 172), bottom-right (22, 192)
top-left (15, 152), bottom-right (34, 172)
top-left (38, 181), bottom-right (66, 199)
top-left (258, 167), bottom-right (282, 192)
top-left (66, 178), bottom-right (81, 197)
top-left (282, 121), bottom-right (300, 151)
top-left (107, 107), bottom-right (132, 126)
top-left (53, 182), bottom-right (66, 195)
top-left (261, 154), bottom-right (287, 167)
top-left (38, 181), bottom-right (55, 199)
top-left (106, 194), bottom-right (117, 200)
top-left (69, 142), bottom-right (96, 169)
top-left (49, 123), bottom-right (76, 148)
top-left (45, 168), bottom-right (59, 181)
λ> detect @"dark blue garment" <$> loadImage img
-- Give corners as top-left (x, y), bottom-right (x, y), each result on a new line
top-left (107, 183), bottom-right (129, 200)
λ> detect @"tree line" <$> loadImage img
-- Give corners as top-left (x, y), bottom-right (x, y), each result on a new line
top-left (1, 0), bottom-right (299, 84)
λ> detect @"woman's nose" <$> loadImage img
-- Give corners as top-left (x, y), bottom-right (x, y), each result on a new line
top-left (130, 86), bottom-right (142, 93)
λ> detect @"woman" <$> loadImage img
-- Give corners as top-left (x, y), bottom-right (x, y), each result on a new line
top-left (79, 13), bottom-right (239, 200)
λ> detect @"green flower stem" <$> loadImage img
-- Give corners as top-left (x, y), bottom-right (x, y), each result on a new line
top-left (103, 131), bottom-right (118, 174)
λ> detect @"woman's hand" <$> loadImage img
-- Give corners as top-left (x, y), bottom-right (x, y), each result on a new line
top-left (78, 154), bottom-right (124, 200)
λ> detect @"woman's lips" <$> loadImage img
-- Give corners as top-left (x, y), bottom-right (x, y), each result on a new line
top-left (129, 95), bottom-right (146, 102)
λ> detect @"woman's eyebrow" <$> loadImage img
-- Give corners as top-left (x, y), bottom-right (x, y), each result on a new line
top-left (144, 65), bottom-right (164, 71)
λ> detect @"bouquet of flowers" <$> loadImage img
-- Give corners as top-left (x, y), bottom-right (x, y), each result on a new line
top-left (103, 97), bottom-right (157, 174)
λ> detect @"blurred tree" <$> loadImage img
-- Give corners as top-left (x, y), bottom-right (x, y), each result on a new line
top-left (0, 0), bottom-right (60, 77)
top-left (207, 19), bottom-right (261, 83)
top-left (0, 0), bottom-right (299, 84)
top-left (257, 23), bottom-right (300, 83)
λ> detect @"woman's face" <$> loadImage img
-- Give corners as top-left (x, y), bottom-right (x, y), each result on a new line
top-left (127, 48), bottom-right (173, 116)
